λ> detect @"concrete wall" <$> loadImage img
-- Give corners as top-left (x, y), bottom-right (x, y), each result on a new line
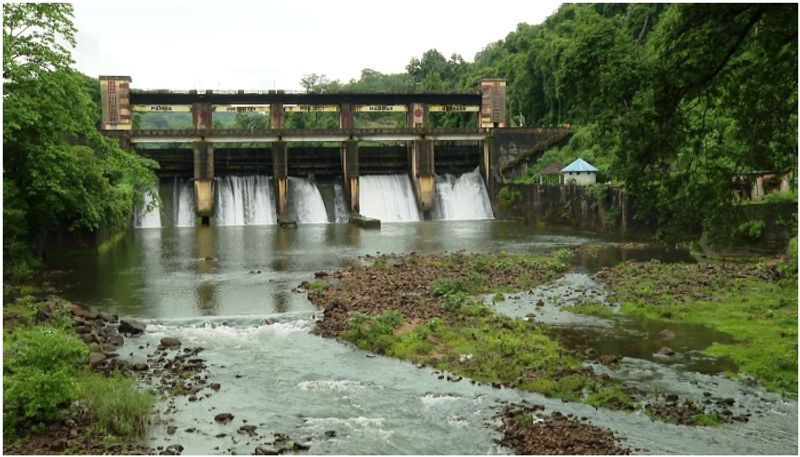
top-left (494, 183), bottom-right (654, 234)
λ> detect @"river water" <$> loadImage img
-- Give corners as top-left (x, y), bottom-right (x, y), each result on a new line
top-left (48, 221), bottom-right (797, 454)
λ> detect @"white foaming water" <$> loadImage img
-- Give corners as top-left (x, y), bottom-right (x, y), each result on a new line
top-left (359, 174), bottom-right (421, 222)
top-left (215, 175), bottom-right (276, 226)
top-left (134, 187), bottom-right (162, 228)
top-left (288, 177), bottom-right (328, 224)
top-left (434, 168), bottom-right (494, 221)
top-left (297, 380), bottom-right (369, 392)
top-left (333, 180), bottom-right (350, 223)
top-left (174, 179), bottom-right (196, 227)
top-left (421, 393), bottom-right (463, 407)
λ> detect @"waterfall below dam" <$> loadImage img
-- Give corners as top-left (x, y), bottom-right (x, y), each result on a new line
top-left (433, 168), bottom-right (495, 221)
top-left (133, 169), bottom-right (493, 228)
top-left (214, 175), bottom-right (277, 226)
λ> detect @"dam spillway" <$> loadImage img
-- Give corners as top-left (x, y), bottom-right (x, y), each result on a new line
top-left (133, 169), bottom-right (494, 228)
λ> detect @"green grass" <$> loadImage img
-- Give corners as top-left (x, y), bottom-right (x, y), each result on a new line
top-left (607, 263), bottom-right (797, 397)
top-left (306, 280), bottom-right (330, 294)
top-left (76, 372), bottom-right (154, 437)
top-left (690, 412), bottom-right (724, 427)
top-left (341, 307), bottom-right (632, 409)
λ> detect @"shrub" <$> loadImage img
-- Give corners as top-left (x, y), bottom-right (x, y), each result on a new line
top-left (430, 278), bottom-right (469, 297)
top-left (735, 219), bottom-right (766, 241)
top-left (76, 373), bottom-right (154, 437)
top-left (4, 366), bottom-right (77, 433)
top-left (5, 326), bottom-right (89, 374)
top-left (344, 311), bottom-right (403, 353)
top-left (431, 278), bottom-right (472, 311)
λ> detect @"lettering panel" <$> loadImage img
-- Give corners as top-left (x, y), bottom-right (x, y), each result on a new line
top-left (428, 105), bottom-right (480, 112)
top-left (284, 105), bottom-right (340, 112)
top-left (132, 105), bottom-right (193, 112)
top-left (355, 105), bottom-right (408, 112)
top-left (213, 105), bottom-right (270, 113)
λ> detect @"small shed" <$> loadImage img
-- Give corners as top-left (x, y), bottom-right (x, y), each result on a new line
top-left (561, 158), bottom-right (598, 185)
top-left (539, 161), bottom-right (564, 184)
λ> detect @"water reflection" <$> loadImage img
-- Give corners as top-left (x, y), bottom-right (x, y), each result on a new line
top-left (47, 221), bottom-right (694, 319)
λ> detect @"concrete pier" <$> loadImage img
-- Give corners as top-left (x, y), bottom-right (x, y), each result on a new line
top-left (193, 141), bottom-right (214, 223)
top-left (342, 140), bottom-right (359, 214)
top-left (272, 141), bottom-right (288, 218)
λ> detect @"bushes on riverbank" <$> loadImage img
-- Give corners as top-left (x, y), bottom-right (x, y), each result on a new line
top-left (2, 295), bottom-right (153, 446)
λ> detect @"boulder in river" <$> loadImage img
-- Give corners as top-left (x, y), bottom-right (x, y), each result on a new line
top-left (160, 337), bottom-right (182, 348)
top-left (214, 412), bottom-right (234, 424)
top-left (119, 319), bottom-right (146, 335)
top-left (658, 346), bottom-right (675, 356)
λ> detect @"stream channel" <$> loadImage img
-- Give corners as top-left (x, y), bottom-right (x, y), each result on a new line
top-left (48, 221), bottom-right (797, 454)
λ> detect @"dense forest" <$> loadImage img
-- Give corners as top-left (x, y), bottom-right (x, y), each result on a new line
top-left (3, 3), bottom-right (797, 276)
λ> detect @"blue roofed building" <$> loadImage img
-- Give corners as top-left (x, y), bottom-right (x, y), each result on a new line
top-left (561, 158), bottom-right (598, 185)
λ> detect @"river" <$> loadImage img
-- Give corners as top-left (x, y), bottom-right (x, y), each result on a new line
top-left (47, 221), bottom-right (797, 454)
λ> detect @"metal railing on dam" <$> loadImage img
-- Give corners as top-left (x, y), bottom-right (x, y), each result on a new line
top-left (129, 128), bottom-right (489, 144)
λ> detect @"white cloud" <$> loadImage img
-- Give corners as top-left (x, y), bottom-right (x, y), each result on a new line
top-left (71, 0), bottom-right (562, 90)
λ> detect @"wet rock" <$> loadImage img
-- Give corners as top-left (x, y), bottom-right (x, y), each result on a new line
top-left (98, 311), bottom-right (117, 322)
top-left (133, 362), bottom-right (149, 371)
top-left (598, 355), bottom-right (620, 365)
top-left (665, 394), bottom-right (679, 403)
top-left (292, 442), bottom-right (311, 451)
top-left (535, 299), bottom-right (545, 307)
top-left (160, 444), bottom-right (184, 455)
top-left (658, 346), bottom-right (675, 356)
top-left (718, 398), bottom-right (735, 406)
top-left (167, 425), bottom-right (177, 435)
top-left (314, 271), bottom-right (328, 278)
top-left (188, 395), bottom-right (197, 402)
top-left (35, 308), bottom-right (52, 322)
top-left (84, 309), bottom-right (99, 320)
top-left (119, 319), bottom-right (146, 335)
top-left (238, 425), bottom-right (258, 436)
top-left (210, 383), bottom-right (221, 391)
top-left (69, 304), bottom-right (86, 317)
top-left (584, 348), bottom-right (598, 357)
top-left (215, 433), bottom-right (227, 438)
top-left (88, 352), bottom-right (106, 365)
top-left (214, 412), bottom-right (234, 424)
top-left (324, 430), bottom-right (336, 438)
top-left (491, 382), bottom-right (502, 389)
top-left (255, 447), bottom-right (279, 455)
top-left (160, 337), bottom-right (182, 348)
top-left (657, 328), bottom-right (676, 341)
top-left (497, 404), bottom-right (629, 455)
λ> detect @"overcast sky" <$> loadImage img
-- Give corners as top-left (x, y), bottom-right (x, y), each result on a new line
top-left (72, 0), bottom-right (562, 91)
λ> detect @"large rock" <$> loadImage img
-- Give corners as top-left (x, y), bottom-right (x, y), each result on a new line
top-left (160, 337), bottom-right (182, 349)
top-left (214, 412), bottom-right (234, 424)
top-left (88, 352), bottom-right (106, 365)
top-left (119, 319), bottom-right (146, 335)
top-left (658, 346), bottom-right (676, 356)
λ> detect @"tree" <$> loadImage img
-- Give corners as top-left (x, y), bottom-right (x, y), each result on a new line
top-left (3, 3), bottom-right (157, 276)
